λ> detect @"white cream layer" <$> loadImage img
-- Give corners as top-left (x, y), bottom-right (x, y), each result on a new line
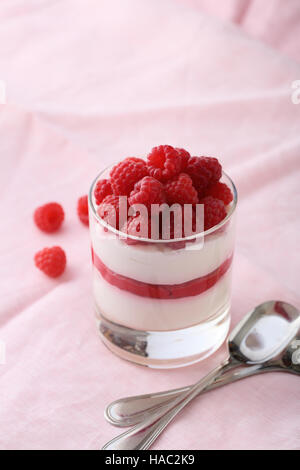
top-left (93, 269), bottom-right (232, 331)
top-left (90, 219), bottom-right (235, 285)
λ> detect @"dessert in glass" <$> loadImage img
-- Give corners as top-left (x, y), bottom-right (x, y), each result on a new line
top-left (88, 146), bottom-right (237, 368)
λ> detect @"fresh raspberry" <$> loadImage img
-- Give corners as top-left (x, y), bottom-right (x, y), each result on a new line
top-left (147, 145), bottom-right (183, 182)
top-left (110, 157), bottom-right (148, 196)
top-left (34, 246), bottom-right (66, 278)
top-left (164, 173), bottom-right (198, 205)
top-left (200, 196), bottom-right (226, 230)
top-left (161, 211), bottom-right (188, 249)
top-left (77, 195), bottom-right (89, 226)
top-left (186, 156), bottom-right (222, 195)
top-left (175, 147), bottom-right (191, 171)
top-left (205, 182), bottom-right (233, 205)
top-left (161, 208), bottom-right (198, 245)
top-left (129, 176), bottom-right (166, 211)
top-left (167, 213), bottom-right (184, 239)
top-left (34, 203), bottom-right (64, 233)
top-left (94, 179), bottom-right (112, 205)
top-left (122, 214), bottom-right (154, 244)
top-left (97, 195), bottom-right (128, 230)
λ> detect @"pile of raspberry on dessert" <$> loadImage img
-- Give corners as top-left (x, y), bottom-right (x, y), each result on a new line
top-left (93, 145), bottom-right (233, 241)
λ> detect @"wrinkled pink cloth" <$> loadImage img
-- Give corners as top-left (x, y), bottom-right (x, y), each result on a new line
top-left (180, 0), bottom-right (300, 63)
top-left (0, 0), bottom-right (300, 450)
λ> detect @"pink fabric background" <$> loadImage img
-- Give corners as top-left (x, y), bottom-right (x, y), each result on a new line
top-left (0, 0), bottom-right (299, 450)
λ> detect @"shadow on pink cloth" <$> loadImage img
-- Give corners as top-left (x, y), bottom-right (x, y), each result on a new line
top-left (0, 0), bottom-right (299, 450)
top-left (179, 0), bottom-right (300, 63)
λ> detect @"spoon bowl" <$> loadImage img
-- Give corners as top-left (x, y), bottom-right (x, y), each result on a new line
top-left (105, 301), bottom-right (300, 428)
top-left (102, 301), bottom-right (300, 449)
top-left (228, 301), bottom-right (300, 364)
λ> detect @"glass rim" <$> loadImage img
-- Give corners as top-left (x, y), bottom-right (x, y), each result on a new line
top-left (88, 164), bottom-right (238, 244)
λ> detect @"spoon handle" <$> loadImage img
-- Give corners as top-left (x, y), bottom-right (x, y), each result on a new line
top-left (102, 360), bottom-right (237, 450)
top-left (105, 363), bottom-right (265, 427)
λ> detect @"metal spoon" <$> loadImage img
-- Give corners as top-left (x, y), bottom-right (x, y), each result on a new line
top-left (102, 301), bottom-right (300, 450)
top-left (105, 302), bottom-right (300, 428)
top-left (105, 361), bottom-right (299, 428)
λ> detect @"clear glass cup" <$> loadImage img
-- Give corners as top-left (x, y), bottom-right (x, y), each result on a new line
top-left (88, 167), bottom-right (237, 368)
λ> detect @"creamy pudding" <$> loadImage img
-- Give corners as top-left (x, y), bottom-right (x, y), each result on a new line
top-left (89, 146), bottom-right (237, 367)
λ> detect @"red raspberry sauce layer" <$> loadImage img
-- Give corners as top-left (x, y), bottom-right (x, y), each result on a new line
top-left (92, 250), bottom-right (233, 300)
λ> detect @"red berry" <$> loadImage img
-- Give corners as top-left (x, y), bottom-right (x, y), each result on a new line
top-left (34, 203), bottom-right (64, 233)
top-left (200, 196), bottom-right (226, 230)
top-left (186, 156), bottom-right (222, 195)
top-left (175, 147), bottom-right (191, 171)
top-left (77, 195), bottom-right (89, 226)
top-left (110, 157), bottom-right (148, 196)
top-left (147, 145), bottom-right (183, 182)
top-left (166, 213), bottom-right (186, 247)
top-left (34, 246), bottom-right (66, 278)
top-left (129, 176), bottom-right (166, 211)
top-left (97, 195), bottom-right (128, 230)
top-left (162, 209), bottom-right (197, 248)
top-left (164, 173), bottom-right (198, 205)
top-left (94, 179), bottom-right (112, 205)
top-left (122, 214), bottom-right (154, 243)
top-left (205, 182), bottom-right (233, 205)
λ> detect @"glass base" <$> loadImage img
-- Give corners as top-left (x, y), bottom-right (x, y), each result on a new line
top-left (96, 305), bottom-right (231, 369)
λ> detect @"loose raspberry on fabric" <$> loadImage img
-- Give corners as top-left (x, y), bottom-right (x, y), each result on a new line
top-left (77, 195), bottom-right (89, 226)
top-left (186, 156), bottom-right (222, 195)
top-left (129, 176), bottom-right (166, 210)
top-left (147, 145), bottom-right (183, 182)
top-left (97, 195), bottom-right (128, 230)
top-left (205, 182), bottom-right (233, 205)
top-left (164, 173), bottom-right (198, 205)
top-left (34, 202), bottom-right (65, 233)
top-left (110, 157), bottom-right (148, 196)
top-left (200, 196), bottom-right (226, 230)
top-left (34, 246), bottom-right (67, 278)
top-left (94, 179), bottom-right (112, 205)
